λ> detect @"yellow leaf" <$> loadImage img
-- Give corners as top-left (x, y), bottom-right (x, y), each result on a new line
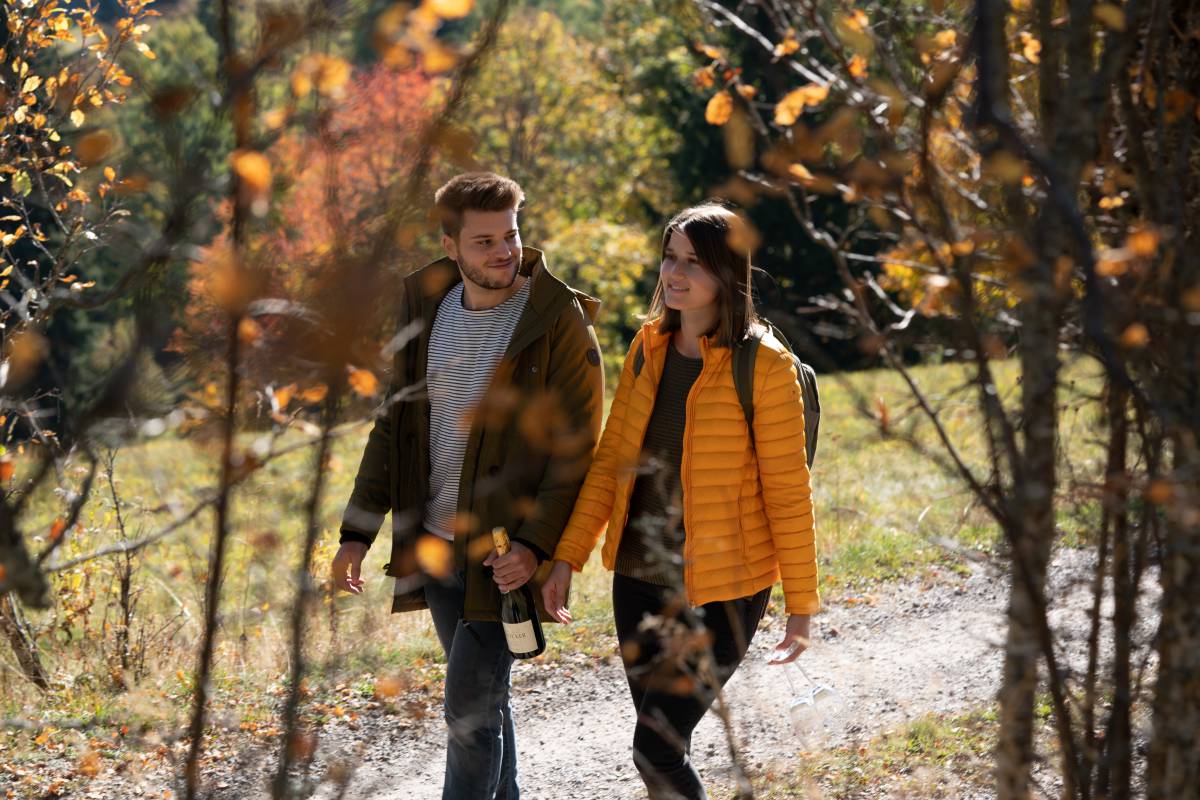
top-left (348, 367), bottom-right (380, 398)
top-left (21, 76), bottom-right (42, 94)
top-left (70, 109), bottom-right (85, 127)
top-left (104, 166), bottom-right (116, 182)
top-left (697, 43), bottom-right (724, 61)
top-left (230, 150), bottom-right (271, 193)
top-left (787, 163), bottom-right (815, 182)
top-left (933, 29), bottom-right (957, 49)
top-left (705, 91), bottom-right (734, 126)
top-left (1020, 32), bottom-right (1042, 63)
top-left (315, 56), bottom-right (351, 96)
top-left (736, 84), bottom-right (757, 100)
top-left (774, 31), bottom-right (800, 57)
top-left (136, 41), bottom-right (156, 60)
top-left (1093, 3), bottom-right (1126, 31)
top-left (424, 0), bottom-right (474, 19)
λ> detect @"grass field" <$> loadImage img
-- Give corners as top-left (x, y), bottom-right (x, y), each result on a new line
top-left (0, 354), bottom-right (1107, 790)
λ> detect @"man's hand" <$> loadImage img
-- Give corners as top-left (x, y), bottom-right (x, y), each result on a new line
top-left (331, 542), bottom-right (368, 594)
top-left (483, 541), bottom-right (538, 592)
top-left (769, 614), bottom-right (811, 665)
top-left (541, 560), bottom-right (573, 624)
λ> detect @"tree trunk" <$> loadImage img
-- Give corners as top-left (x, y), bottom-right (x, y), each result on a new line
top-left (1146, 443), bottom-right (1200, 798)
top-left (0, 592), bottom-right (49, 691)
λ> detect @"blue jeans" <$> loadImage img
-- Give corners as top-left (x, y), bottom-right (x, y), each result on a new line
top-left (425, 571), bottom-right (519, 800)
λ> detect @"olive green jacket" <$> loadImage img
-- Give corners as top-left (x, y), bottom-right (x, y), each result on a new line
top-left (339, 248), bottom-right (604, 621)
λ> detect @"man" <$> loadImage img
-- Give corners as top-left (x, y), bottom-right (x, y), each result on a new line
top-left (330, 172), bottom-right (603, 799)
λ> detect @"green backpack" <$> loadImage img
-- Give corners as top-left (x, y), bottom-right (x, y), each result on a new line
top-left (631, 321), bottom-right (820, 467)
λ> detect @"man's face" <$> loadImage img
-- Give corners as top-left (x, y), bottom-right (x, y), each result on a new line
top-left (443, 208), bottom-right (522, 291)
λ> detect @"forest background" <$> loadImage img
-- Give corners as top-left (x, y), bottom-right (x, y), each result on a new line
top-left (1, 0), bottom-right (1197, 799)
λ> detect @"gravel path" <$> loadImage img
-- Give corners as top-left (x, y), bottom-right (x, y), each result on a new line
top-left (316, 548), bottom-right (1151, 800)
top-left (50, 549), bottom-right (1157, 799)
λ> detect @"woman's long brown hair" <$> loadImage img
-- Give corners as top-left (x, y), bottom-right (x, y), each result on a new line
top-left (647, 203), bottom-right (758, 348)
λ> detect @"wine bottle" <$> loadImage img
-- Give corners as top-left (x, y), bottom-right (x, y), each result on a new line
top-left (491, 527), bottom-right (546, 659)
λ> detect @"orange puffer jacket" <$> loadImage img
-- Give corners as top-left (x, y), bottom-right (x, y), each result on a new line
top-left (553, 320), bottom-right (819, 615)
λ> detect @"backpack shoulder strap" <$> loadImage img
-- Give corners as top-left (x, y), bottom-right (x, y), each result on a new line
top-left (733, 327), bottom-right (767, 444)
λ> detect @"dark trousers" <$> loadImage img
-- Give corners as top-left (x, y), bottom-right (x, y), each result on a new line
top-left (425, 571), bottom-right (518, 800)
top-left (612, 572), bottom-right (770, 800)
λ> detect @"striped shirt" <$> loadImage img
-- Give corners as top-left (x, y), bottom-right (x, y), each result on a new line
top-left (424, 278), bottom-right (531, 540)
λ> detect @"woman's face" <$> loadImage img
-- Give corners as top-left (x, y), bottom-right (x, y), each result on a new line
top-left (660, 230), bottom-right (720, 314)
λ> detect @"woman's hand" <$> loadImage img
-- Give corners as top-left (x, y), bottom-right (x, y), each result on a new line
top-left (541, 560), bottom-right (574, 624)
top-left (770, 614), bottom-right (811, 664)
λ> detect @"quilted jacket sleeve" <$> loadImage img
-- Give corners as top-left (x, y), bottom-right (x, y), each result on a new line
top-left (551, 330), bottom-right (643, 571)
top-left (753, 348), bottom-right (820, 615)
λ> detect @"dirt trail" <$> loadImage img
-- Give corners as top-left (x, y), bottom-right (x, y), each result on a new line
top-left (316, 549), bottom-right (1144, 800)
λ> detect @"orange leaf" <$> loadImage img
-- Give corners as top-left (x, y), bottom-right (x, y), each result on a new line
top-left (77, 750), bottom-right (101, 778)
top-left (0, 457), bottom-right (14, 483)
top-left (230, 150), bottom-right (271, 193)
top-left (415, 534), bottom-right (453, 578)
top-left (422, 42), bottom-right (459, 73)
top-left (875, 396), bottom-right (890, 433)
top-left (774, 84), bottom-right (829, 126)
top-left (49, 518), bottom-right (67, 542)
top-left (273, 384), bottom-right (296, 410)
top-left (1125, 226), bottom-right (1160, 257)
top-left (848, 55), bottom-right (869, 79)
top-left (787, 163), bottom-right (815, 182)
top-left (300, 384), bottom-right (329, 404)
top-left (348, 368), bottom-right (380, 398)
top-left (1120, 323), bottom-right (1149, 348)
top-left (705, 91), bottom-right (734, 125)
top-left (844, 9), bottom-right (870, 33)
top-left (237, 317), bottom-right (262, 345)
top-left (76, 130), bottom-right (114, 165)
top-left (737, 84), bottom-right (757, 100)
top-left (774, 32), bottom-right (800, 58)
top-left (697, 43), bottom-right (724, 61)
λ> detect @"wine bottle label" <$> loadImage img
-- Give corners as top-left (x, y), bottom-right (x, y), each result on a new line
top-left (502, 620), bottom-right (537, 652)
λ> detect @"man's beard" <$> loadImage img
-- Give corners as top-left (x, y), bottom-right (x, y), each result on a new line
top-left (459, 257), bottom-right (518, 291)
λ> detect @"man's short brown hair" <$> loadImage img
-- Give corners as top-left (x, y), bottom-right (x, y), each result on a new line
top-left (434, 172), bottom-right (525, 237)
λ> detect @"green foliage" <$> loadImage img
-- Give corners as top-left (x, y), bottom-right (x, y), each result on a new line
top-left (453, 9), bottom-right (680, 242)
top-left (543, 220), bottom-right (655, 370)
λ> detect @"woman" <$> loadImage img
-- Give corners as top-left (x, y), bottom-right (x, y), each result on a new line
top-left (541, 203), bottom-right (819, 799)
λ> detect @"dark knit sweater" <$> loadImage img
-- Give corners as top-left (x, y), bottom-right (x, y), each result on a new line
top-left (614, 342), bottom-right (703, 586)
